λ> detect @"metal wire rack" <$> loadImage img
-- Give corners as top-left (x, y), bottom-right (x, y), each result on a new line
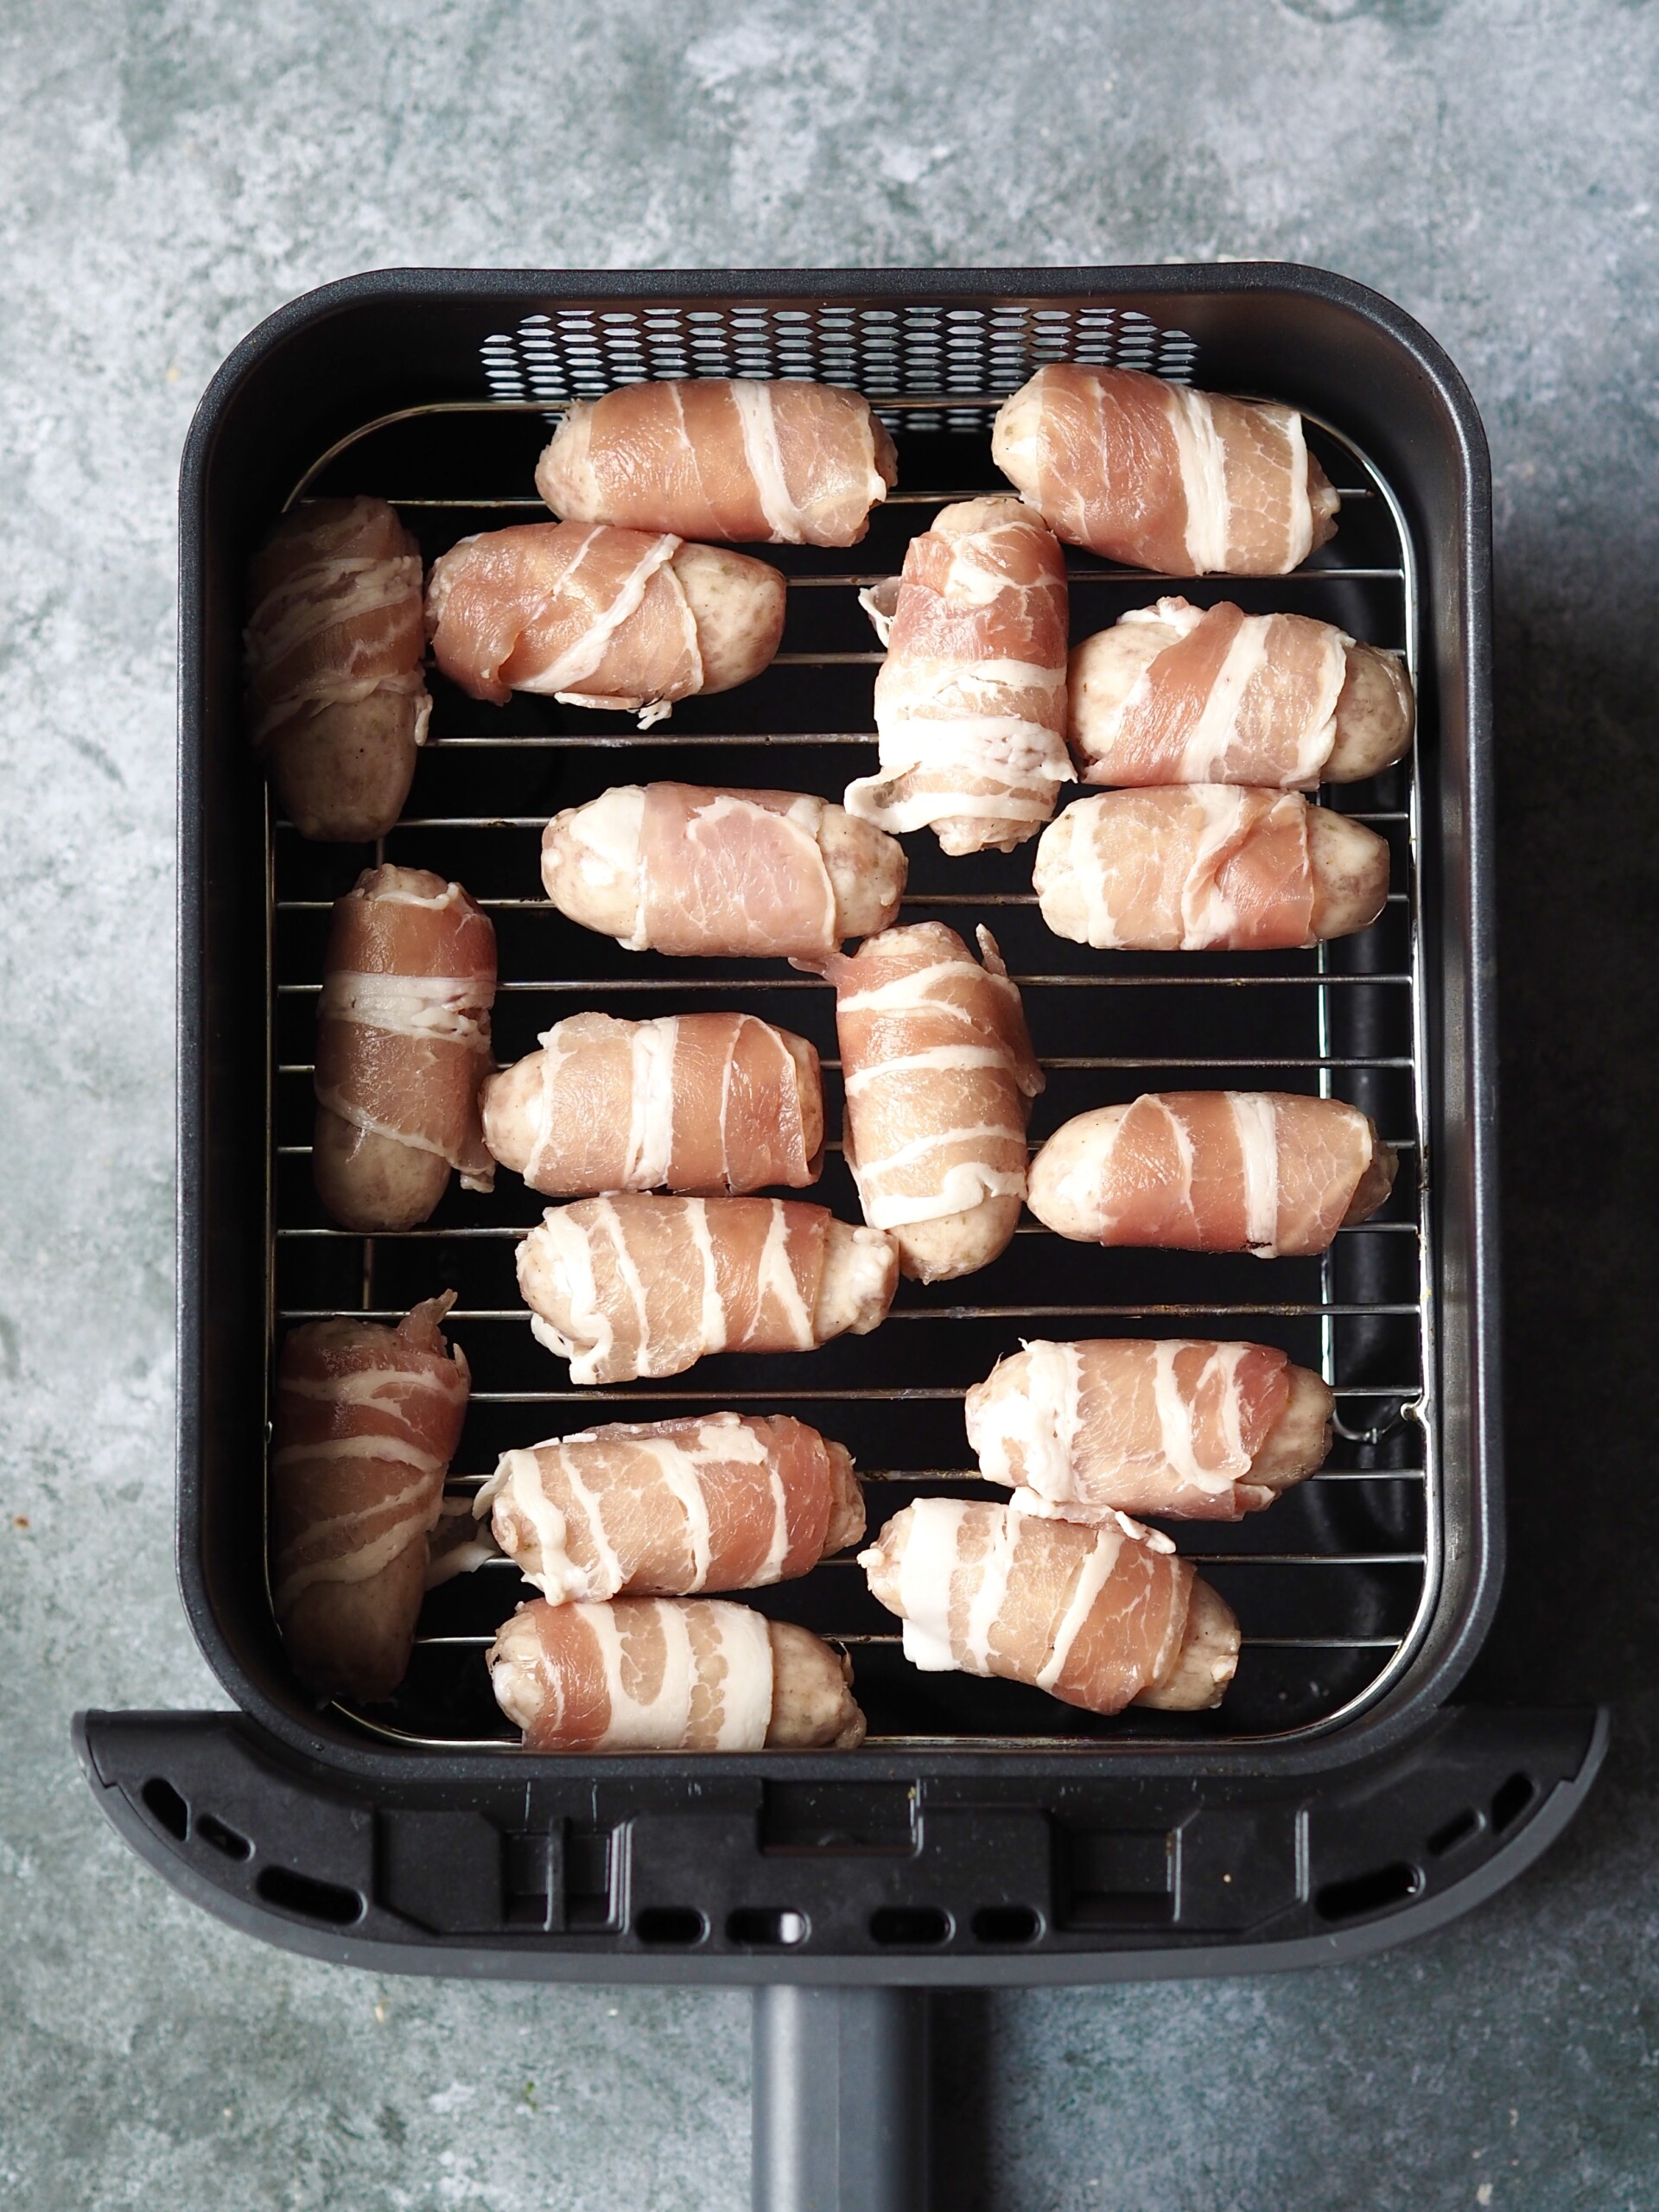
top-left (265, 340), bottom-right (1433, 1754)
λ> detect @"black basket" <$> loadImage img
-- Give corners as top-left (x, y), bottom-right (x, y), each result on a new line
top-left (81, 267), bottom-right (1599, 2024)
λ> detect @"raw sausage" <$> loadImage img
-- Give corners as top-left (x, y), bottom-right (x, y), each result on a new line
top-left (517, 1194), bottom-right (899, 1385)
top-left (1027, 1092), bottom-right (1396, 1257)
top-left (537, 378), bottom-right (896, 547)
top-left (481, 1013), bottom-right (823, 1197)
top-left (1067, 597), bottom-right (1413, 787)
top-left (427, 523), bottom-right (785, 726)
top-left (270, 1296), bottom-right (470, 1702)
top-left (993, 363), bottom-right (1338, 575)
top-left (965, 1338), bottom-right (1334, 1520)
top-left (477, 1411), bottom-right (864, 1601)
top-left (541, 783), bottom-right (906, 959)
top-left (842, 496), bottom-right (1072, 855)
top-left (820, 923), bottom-right (1043, 1281)
top-left (488, 1599), bottom-right (867, 1750)
top-left (312, 865), bottom-right (497, 1230)
top-left (1033, 787), bottom-right (1390, 951)
top-left (860, 1497), bottom-right (1240, 1714)
top-left (245, 496), bottom-right (429, 842)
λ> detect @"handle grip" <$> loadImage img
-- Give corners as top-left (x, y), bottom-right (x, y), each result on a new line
top-left (752, 1986), bottom-right (931, 2212)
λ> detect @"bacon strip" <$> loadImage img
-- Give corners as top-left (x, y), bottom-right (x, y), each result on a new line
top-left (860, 1498), bottom-right (1237, 1714)
top-left (489, 1597), bottom-right (778, 1750)
top-left (641, 785), bottom-right (835, 957)
top-left (535, 378), bottom-right (897, 547)
top-left (517, 1194), bottom-right (899, 1385)
top-left (477, 1411), bottom-right (863, 1602)
top-left (822, 924), bottom-right (1042, 1273)
top-left (270, 1296), bottom-right (470, 1701)
top-left (541, 783), bottom-right (906, 961)
top-left (967, 1338), bottom-right (1307, 1520)
top-left (428, 521), bottom-right (705, 721)
top-left (314, 865), bottom-right (497, 1188)
top-left (992, 364), bottom-right (1339, 576)
top-left (1029, 1091), bottom-right (1392, 1257)
top-left (1069, 598), bottom-right (1352, 786)
top-left (245, 496), bottom-right (429, 751)
top-left (481, 1011), bottom-right (823, 1198)
top-left (843, 497), bottom-right (1073, 855)
top-left (1034, 787), bottom-right (1320, 951)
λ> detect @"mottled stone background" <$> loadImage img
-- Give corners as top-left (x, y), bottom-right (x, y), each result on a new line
top-left (3, 2), bottom-right (1656, 2206)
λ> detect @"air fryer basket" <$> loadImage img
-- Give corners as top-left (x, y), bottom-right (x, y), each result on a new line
top-left (81, 272), bottom-right (1599, 2021)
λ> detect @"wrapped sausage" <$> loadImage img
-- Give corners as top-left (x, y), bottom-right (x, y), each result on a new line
top-left (476, 1411), bottom-right (864, 1602)
top-left (965, 1338), bottom-right (1334, 1521)
top-left (843, 496), bottom-right (1072, 855)
top-left (518, 1195), bottom-right (899, 1386)
top-left (426, 522), bottom-right (785, 728)
top-left (992, 364), bottom-right (1339, 576)
top-left (541, 783), bottom-right (906, 960)
top-left (861, 1498), bottom-right (1239, 1715)
top-left (1068, 598), bottom-right (1414, 788)
top-left (1033, 787), bottom-right (1390, 952)
top-left (489, 1598), bottom-right (867, 1751)
top-left (245, 497), bottom-right (430, 842)
top-left (270, 1295), bottom-right (470, 1702)
top-left (313, 865), bottom-right (497, 1231)
top-left (480, 1012), bottom-right (823, 1198)
top-left (821, 923), bottom-right (1043, 1281)
top-left (536, 378), bottom-right (897, 547)
top-left (1028, 1092), bottom-right (1396, 1257)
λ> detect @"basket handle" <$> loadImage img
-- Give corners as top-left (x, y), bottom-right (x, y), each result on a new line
top-left (752, 1986), bottom-right (931, 2212)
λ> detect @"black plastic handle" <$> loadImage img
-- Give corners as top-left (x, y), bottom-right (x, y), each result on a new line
top-left (752, 1987), bottom-right (931, 2212)
top-left (74, 1704), bottom-right (1605, 1984)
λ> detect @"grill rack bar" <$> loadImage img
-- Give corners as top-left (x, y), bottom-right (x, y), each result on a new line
top-left (270, 392), bottom-right (1436, 1753)
top-left (442, 1464), bottom-right (1425, 1488)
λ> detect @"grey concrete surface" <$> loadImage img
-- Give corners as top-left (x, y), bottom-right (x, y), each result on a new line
top-left (3, 2), bottom-right (1656, 2206)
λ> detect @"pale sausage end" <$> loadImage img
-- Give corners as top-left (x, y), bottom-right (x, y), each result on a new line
top-left (1066, 620), bottom-right (1179, 769)
top-left (823, 1443), bottom-right (868, 1555)
top-left (313, 1107), bottom-right (452, 1231)
top-left (893, 1194), bottom-right (1023, 1284)
top-left (1343, 1133), bottom-right (1398, 1226)
top-left (817, 804), bottom-right (908, 938)
top-left (766, 1620), bottom-right (868, 1747)
top-left (1327, 643), bottom-right (1415, 782)
top-left (782, 1031), bottom-right (826, 1172)
top-left (1251, 1363), bottom-right (1336, 1491)
top-left (815, 1220), bottom-right (901, 1340)
top-left (1026, 1105), bottom-right (1123, 1242)
top-left (1306, 807), bottom-right (1392, 940)
top-left (671, 542), bottom-right (788, 695)
top-left (265, 692), bottom-right (423, 843)
top-left (1134, 1579), bottom-right (1241, 1712)
top-left (539, 785), bottom-right (646, 942)
top-left (478, 1058), bottom-right (541, 1180)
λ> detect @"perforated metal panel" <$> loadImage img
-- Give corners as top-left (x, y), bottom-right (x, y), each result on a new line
top-left (478, 300), bottom-right (1200, 431)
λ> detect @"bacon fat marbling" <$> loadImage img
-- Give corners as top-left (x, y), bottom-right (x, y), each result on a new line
top-left (1027, 1091), bottom-right (1395, 1258)
top-left (481, 1012), bottom-right (823, 1198)
top-left (993, 364), bottom-right (1339, 577)
top-left (861, 1497), bottom-right (1239, 1714)
top-left (966, 1338), bottom-right (1334, 1521)
top-left (270, 1295), bottom-right (470, 1702)
top-left (477, 1411), bottom-right (863, 1602)
top-left (516, 1194), bottom-right (899, 1386)
top-left (312, 864), bottom-right (497, 1230)
top-left (843, 496), bottom-right (1073, 855)
top-left (536, 378), bottom-right (896, 547)
top-left (245, 496), bottom-right (430, 842)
